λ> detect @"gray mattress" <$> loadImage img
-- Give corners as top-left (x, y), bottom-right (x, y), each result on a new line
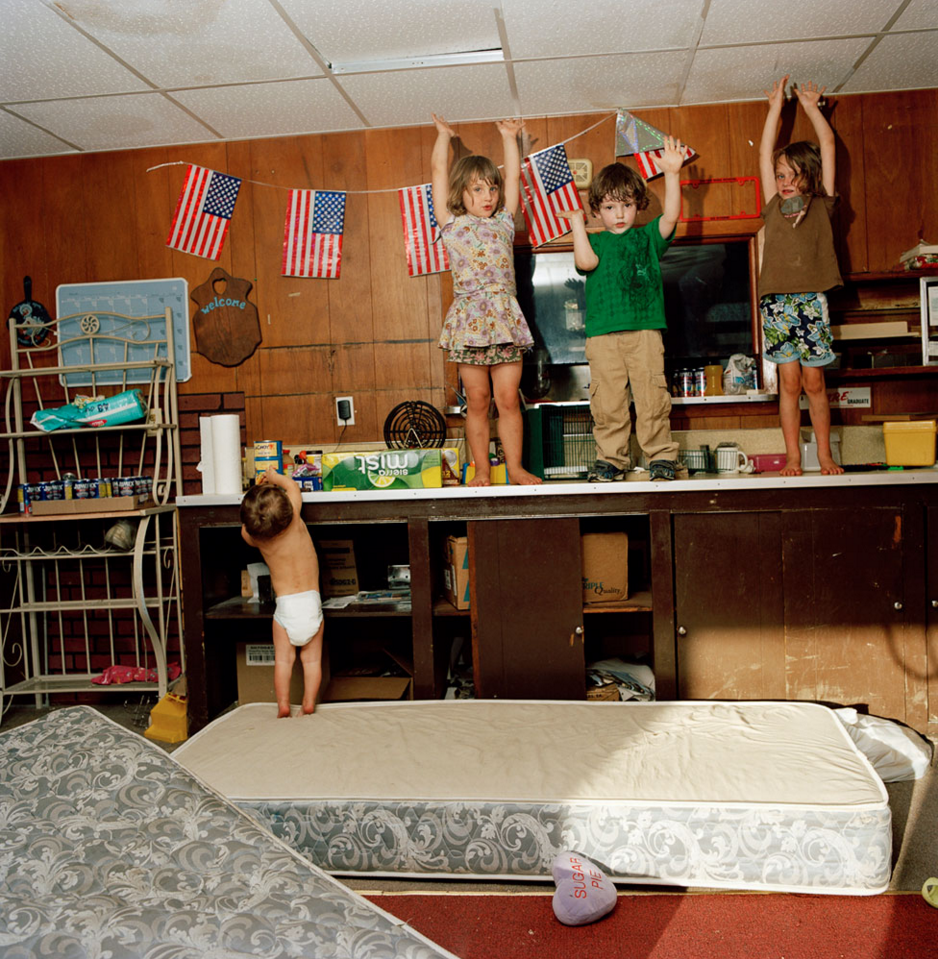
top-left (0, 706), bottom-right (456, 958)
top-left (174, 699), bottom-right (892, 895)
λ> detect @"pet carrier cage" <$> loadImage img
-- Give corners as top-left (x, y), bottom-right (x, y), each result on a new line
top-left (523, 402), bottom-right (596, 480)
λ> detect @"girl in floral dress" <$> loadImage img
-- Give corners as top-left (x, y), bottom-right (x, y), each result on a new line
top-left (430, 113), bottom-right (541, 486)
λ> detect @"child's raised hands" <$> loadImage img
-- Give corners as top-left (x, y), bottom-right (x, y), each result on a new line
top-left (793, 80), bottom-right (827, 110)
top-left (763, 75), bottom-right (790, 110)
top-left (496, 118), bottom-right (525, 138)
top-left (657, 135), bottom-right (686, 175)
top-left (432, 113), bottom-right (456, 138)
top-left (556, 208), bottom-right (585, 223)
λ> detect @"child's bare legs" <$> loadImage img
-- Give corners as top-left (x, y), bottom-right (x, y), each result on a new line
top-left (491, 361), bottom-right (542, 485)
top-left (802, 365), bottom-right (844, 474)
top-left (777, 361), bottom-right (804, 476)
top-left (298, 624), bottom-right (324, 715)
top-left (460, 363), bottom-right (494, 486)
top-left (271, 618), bottom-right (296, 718)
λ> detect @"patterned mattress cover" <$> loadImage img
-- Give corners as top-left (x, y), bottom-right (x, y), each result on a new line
top-left (175, 700), bottom-right (892, 895)
top-left (0, 706), bottom-right (456, 959)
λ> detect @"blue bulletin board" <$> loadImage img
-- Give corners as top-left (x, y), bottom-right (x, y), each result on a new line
top-left (55, 278), bottom-right (191, 385)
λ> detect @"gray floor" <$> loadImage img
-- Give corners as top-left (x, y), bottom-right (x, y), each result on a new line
top-left (2, 697), bottom-right (935, 895)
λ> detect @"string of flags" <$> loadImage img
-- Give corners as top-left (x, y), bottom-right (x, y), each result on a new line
top-left (163, 111), bottom-right (696, 277)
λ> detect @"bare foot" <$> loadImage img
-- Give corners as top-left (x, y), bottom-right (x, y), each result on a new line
top-left (468, 472), bottom-right (491, 487)
top-left (819, 457), bottom-right (844, 475)
top-left (780, 458), bottom-right (802, 477)
top-left (508, 467), bottom-right (542, 485)
top-left (277, 704), bottom-right (291, 719)
top-left (301, 701), bottom-right (316, 715)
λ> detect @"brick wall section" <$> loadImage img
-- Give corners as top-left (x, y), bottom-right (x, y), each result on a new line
top-left (178, 392), bottom-right (246, 496)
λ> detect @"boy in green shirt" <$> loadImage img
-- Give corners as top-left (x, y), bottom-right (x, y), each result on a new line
top-left (560, 137), bottom-right (685, 481)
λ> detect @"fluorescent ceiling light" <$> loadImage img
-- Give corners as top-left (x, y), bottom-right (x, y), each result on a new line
top-left (330, 49), bottom-right (504, 74)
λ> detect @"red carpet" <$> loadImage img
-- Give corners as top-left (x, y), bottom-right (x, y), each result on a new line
top-left (367, 892), bottom-right (938, 959)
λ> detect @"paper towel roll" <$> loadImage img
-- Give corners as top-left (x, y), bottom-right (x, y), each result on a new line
top-left (198, 416), bottom-right (216, 495)
top-left (210, 414), bottom-right (243, 495)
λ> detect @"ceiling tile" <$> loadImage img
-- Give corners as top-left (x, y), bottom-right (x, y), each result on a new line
top-left (893, 0), bottom-right (938, 30)
top-left (0, 110), bottom-right (78, 159)
top-left (699, 0), bottom-right (899, 44)
top-left (515, 52), bottom-right (688, 116)
top-left (337, 64), bottom-right (517, 128)
top-left (12, 93), bottom-right (218, 152)
top-left (173, 79), bottom-right (365, 139)
top-left (2, 0), bottom-right (150, 102)
top-left (276, 0), bottom-right (501, 64)
top-left (58, 0), bottom-right (322, 88)
top-left (682, 39), bottom-right (871, 104)
top-left (842, 32), bottom-right (938, 92)
top-left (503, 0), bottom-right (700, 58)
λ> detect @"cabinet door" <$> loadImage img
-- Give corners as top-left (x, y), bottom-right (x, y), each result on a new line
top-left (928, 508), bottom-right (938, 737)
top-left (782, 507), bottom-right (908, 720)
top-left (673, 512), bottom-right (784, 699)
top-left (469, 517), bottom-right (585, 700)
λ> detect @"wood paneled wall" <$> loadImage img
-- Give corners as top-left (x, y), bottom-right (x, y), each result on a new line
top-left (2, 89), bottom-right (936, 445)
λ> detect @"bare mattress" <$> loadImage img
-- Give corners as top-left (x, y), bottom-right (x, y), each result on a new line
top-left (174, 700), bottom-right (892, 894)
top-left (0, 706), bottom-right (456, 958)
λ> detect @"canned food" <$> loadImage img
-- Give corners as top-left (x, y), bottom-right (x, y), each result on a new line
top-left (114, 477), bottom-right (136, 498)
top-left (63, 477), bottom-right (74, 500)
top-left (17, 484), bottom-right (30, 513)
top-left (26, 483), bottom-right (43, 504)
top-left (73, 479), bottom-right (93, 499)
top-left (92, 478), bottom-right (111, 498)
top-left (693, 368), bottom-right (707, 397)
top-left (45, 481), bottom-right (65, 501)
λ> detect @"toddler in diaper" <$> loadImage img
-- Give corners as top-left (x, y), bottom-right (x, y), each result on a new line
top-left (241, 469), bottom-right (324, 717)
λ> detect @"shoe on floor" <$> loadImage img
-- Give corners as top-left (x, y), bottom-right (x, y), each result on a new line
top-left (924, 877), bottom-right (938, 908)
top-left (588, 459), bottom-right (626, 483)
top-left (649, 459), bottom-right (676, 481)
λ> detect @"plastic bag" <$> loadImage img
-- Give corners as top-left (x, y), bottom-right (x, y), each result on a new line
top-left (834, 708), bottom-right (933, 781)
top-left (723, 354), bottom-right (756, 395)
top-left (31, 389), bottom-right (148, 432)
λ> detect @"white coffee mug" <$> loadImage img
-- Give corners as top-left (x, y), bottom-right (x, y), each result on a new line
top-left (715, 447), bottom-right (749, 473)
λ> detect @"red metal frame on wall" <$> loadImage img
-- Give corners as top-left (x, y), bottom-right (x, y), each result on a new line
top-left (679, 176), bottom-right (762, 222)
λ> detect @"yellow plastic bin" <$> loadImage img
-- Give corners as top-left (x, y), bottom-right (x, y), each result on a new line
top-left (882, 420), bottom-right (937, 467)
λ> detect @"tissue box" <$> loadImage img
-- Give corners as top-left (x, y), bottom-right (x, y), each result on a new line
top-left (322, 449), bottom-right (444, 490)
top-left (882, 420), bottom-right (937, 466)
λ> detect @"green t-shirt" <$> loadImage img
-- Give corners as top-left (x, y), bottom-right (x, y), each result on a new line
top-left (579, 217), bottom-right (675, 337)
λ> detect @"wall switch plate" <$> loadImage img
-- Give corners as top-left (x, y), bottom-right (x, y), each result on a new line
top-left (335, 395), bottom-right (355, 426)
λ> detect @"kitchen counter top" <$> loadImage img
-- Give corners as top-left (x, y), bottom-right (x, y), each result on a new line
top-left (178, 465), bottom-right (938, 508)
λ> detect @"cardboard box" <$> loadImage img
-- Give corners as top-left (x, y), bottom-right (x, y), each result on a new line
top-left (883, 420), bottom-right (937, 466)
top-left (581, 532), bottom-right (628, 604)
top-left (30, 494), bottom-right (148, 516)
top-left (318, 539), bottom-right (359, 597)
top-left (236, 642), bottom-right (328, 705)
top-left (322, 449), bottom-right (443, 490)
top-left (323, 647), bottom-right (413, 702)
top-left (443, 535), bottom-right (470, 609)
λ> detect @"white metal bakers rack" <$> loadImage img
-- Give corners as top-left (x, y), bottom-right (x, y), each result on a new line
top-left (0, 306), bottom-right (183, 722)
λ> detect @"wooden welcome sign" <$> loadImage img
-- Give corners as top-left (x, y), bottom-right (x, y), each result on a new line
top-left (190, 268), bottom-right (261, 367)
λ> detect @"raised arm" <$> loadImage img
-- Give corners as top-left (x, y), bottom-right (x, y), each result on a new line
top-left (430, 113), bottom-right (456, 228)
top-left (259, 466), bottom-right (302, 513)
top-left (794, 80), bottom-right (836, 196)
top-left (496, 118), bottom-right (524, 215)
top-left (759, 75), bottom-right (789, 203)
top-left (656, 135), bottom-right (684, 239)
top-left (557, 209), bottom-right (598, 271)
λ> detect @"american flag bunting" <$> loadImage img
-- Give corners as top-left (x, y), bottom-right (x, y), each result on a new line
top-left (519, 144), bottom-right (583, 247)
top-left (166, 165), bottom-right (241, 260)
top-left (282, 189), bottom-right (347, 279)
top-left (399, 184), bottom-right (449, 276)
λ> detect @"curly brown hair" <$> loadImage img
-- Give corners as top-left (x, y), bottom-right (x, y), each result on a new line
top-left (447, 155), bottom-right (505, 215)
top-left (588, 163), bottom-right (650, 214)
top-left (773, 141), bottom-right (826, 196)
top-left (240, 483), bottom-right (293, 540)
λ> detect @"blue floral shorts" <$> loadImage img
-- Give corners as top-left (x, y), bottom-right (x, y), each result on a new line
top-left (760, 292), bottom-right (835, 367)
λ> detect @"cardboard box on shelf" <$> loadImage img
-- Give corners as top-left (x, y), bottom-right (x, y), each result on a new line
top-left (323, 648), bottom-right (413, 702)
top-left (236, 641), bottom-right (331, 706)
top-left (317, 539), bottom-right (359, 597)
top-left (581, 532), bottom-right (628, 604)
top-left (443, 535), bottom-right (470, 609)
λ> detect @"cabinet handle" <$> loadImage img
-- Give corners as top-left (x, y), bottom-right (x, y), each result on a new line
top-left (894, 602), bottom-right (903, 611)
top-left (569, 626), bottom-right (584, 646)
top-left (677, 626), bottom-right (687, 636)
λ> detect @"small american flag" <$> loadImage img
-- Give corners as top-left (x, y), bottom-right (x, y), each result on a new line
top-left (282, 189), bottom-right (346, 279)
top-left (634, 144), bottom-right (696, 181)
top-left (166, 165), bottom-right (241, 260)
top-left (399, 184), bottom-right (449, 276)
top-left (520, 144), bottom-right (583, 247)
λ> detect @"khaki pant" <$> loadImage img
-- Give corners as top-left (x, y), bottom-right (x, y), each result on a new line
top-left (585, 329), bottom-right (678, 469)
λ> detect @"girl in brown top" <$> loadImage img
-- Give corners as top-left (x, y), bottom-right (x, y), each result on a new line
top-left (759, 75), bottom-right (845, 476)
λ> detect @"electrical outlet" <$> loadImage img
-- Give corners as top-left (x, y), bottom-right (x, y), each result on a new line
top-left (335, 395), bottom-right (355, 426)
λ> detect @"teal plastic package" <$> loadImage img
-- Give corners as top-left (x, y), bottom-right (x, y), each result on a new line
top-left (31, 389), bottom-right (148, 432)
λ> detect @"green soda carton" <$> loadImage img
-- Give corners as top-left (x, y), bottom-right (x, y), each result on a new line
top-left (322, 449), bottom-right (443, 490)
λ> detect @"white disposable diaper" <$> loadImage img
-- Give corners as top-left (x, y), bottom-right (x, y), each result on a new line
top-left (273, 589), bottom-right (323, 647)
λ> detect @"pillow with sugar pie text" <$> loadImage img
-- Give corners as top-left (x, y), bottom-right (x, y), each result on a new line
top-left (551, 851), bottom-right (617, 926)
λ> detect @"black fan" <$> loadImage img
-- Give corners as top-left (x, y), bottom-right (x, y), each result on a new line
top-left (383, 401), bottom-right (447, 449)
